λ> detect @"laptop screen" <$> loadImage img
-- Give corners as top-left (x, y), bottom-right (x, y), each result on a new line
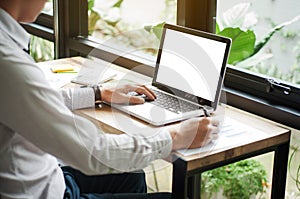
top-left (153, 24), bottom-right (231, 109)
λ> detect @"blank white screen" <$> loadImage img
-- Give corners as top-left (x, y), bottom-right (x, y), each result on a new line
top-left (156, 29), bottom-right (227, 101)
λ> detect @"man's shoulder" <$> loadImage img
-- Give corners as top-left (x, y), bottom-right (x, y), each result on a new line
top-left (0, 30), bottom-right (20, 56)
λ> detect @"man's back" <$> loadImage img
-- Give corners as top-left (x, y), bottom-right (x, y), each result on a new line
top-left (0, 8), bottom-right (65, 199)
top-left (0, 125), bottom-right (65, 199)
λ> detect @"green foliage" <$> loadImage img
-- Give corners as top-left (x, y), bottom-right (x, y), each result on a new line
top-left (113, 0), bottom-right (123, 8)
top-left (218, 28), bottom-right (255, 65)
top-left (215, 23), bottom-right (220, 34)
top-left (88, 0), bottom-right (94, 11)
top-left (217, 16), bottom-right (300, 66)
top-left (201, 159), bottom-right (268, 199)
top-left (246, 62), bottom-right (300, 85)
top-left (144, 22), bottom-right (165, 41)
top-left (30, 36), bottom-right (54, 62)
top-left (217, 3), bottom-right (300, 84)
top-left (253, 15), bottom-right (300, 56)
top-left (88, 10), bottom-right (101, 35)
top-left (87, 0), bottom-right (123, 36)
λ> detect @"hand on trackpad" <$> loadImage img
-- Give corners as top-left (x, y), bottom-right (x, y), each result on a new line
top-left (139, 94), bottom-right (155, 102)
top-left (127, 92), bottom-right (155, 102)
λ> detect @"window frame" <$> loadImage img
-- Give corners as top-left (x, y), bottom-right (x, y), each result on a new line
top-left (22, 13), bottom-right (54, 42)
top-left (224, 67), bottom-right (300, 129)
top-left (54, 0), bottom-right (216, 72)
top-left (54, 0), bottom-right (300, 129)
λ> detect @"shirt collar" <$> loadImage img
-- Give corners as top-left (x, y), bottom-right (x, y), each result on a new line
top-left (0, 8), bottom-right (30, 51)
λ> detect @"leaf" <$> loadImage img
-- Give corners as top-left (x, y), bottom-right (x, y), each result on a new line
top-left (144, 22), bottom-right (165, 41)
top-left (218, 27), bottom-right (256, 65)
top-left (113, 0), bottom-right (123, 8)
top-left (88, 0), bottom-right (94, 11)
top-left (253, 14), bottom-right (300, 56)
top-left (220, 3), bottom-right (258, 31)
top-left (215, 23), bottom-right (220, 34)
top-left (88, 10), bottom-right (101, 35)
top-left (201, 159), bottom-right (268, 199)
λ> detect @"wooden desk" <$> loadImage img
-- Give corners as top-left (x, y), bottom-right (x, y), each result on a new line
top-left (39, 57), bottom-right (291, 199)
top-left (171, 106), bottom-right (290, 199)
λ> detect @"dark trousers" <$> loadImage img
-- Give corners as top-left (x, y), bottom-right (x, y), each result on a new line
top-left (61, 166), bottom-right (171, 199)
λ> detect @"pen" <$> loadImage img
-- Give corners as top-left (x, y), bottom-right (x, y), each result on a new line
top-left (203, 107), bottom-right (210, 117)
top-left (56, 71), bottom-right (78, 73)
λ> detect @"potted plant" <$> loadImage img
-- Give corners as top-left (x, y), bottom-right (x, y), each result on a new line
top-left (201, 159), bottom-right (269, 199)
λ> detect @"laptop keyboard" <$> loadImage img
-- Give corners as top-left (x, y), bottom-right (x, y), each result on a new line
top-left (150, 89), bottom-right (200, 114)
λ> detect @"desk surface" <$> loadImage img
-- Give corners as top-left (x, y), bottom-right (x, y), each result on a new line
top-left (38, 56), bottom-right (291, 173)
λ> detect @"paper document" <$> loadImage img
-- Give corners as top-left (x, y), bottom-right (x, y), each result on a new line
top-left (71, 59), bottom-right (117, 86)
top-left (177, 117), bottom-right (268, 156)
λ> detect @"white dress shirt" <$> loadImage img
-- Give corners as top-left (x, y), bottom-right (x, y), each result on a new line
top-left (0, 8), bottom-right (172, 199)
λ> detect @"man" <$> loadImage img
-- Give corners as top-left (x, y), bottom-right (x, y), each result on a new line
top-left (0, 0), bottom-right (219, 198)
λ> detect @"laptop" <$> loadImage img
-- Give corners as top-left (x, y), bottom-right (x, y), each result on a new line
top-left (109, 23), bottom-right (231, 126)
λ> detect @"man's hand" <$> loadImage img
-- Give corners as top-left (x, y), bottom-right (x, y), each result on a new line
top-left (100, 84), bottom-right (156, 104)
top-left (169, 117), bottom-right (219, 151)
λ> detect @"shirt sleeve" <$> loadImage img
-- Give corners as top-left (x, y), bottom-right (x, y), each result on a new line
top-left (59, 87), bottom-right (95, 110)
top-left (0, 53), bottom-right (172, 175)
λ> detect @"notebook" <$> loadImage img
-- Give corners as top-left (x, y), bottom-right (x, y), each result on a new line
top-left (71, 58), bottom-right (117, 86)
top-left (109, 23), bottom-right (231, 126)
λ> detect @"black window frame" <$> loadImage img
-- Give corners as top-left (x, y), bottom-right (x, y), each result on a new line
top-left (54, 0), bottom-right (300, 129)
top-left (22, 12), bottom-right (54, 43)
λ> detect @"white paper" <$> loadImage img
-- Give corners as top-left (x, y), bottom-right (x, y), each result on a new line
top-left (177, 117), bottom-right (268, 156)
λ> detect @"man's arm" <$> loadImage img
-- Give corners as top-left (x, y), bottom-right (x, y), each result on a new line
top-left (59, 84), bottom-right (156, 110)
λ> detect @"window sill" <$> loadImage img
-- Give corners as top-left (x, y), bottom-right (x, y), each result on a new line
top-left (22, 23), bottom-right (54, 41)
top-left (224, 87), bottom-right (300, 130)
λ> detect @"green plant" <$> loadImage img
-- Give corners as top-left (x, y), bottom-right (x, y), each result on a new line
top-left (201, 159), bottom-right (269, 199)
top-left (30, 35), bottom-right (54, 62)
top-left (88, 0), bottom-right (123, 36)
top-left (216, 3), bottom-right (300, 66)
top-left (216, 3), bottom-right (300, 84)
top-left (88, 0), bottom-right (175, 56)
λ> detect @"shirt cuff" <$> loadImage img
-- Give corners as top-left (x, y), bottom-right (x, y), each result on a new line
top-left (60, 87), bottom-right (95, 110)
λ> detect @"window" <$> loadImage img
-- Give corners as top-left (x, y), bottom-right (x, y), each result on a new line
top-left (22, 0), bottom-right (54, 61)
top-left (56, 0), bottom-right (300, 129)
top-left (88, 0), bottom-right (177, 65)
top-left (217, 1), bottom-right (300, 85)
top-left (44, 0), bottom-right (54, 15)
top-left (56, 0), bottom-right (216, 72)
top-left (217, 0), bottom-right (300, 129)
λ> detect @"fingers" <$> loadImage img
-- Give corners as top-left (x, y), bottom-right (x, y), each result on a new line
top-left (203, 117), bottom-right (220, 135)
top-left (199, 116), bottom-right (220, 126)
top-left (121, 84), bottom-right (156, 104)
top-left (134, 85), bottom-right (156, 100)
top-left (113, 92), bottom-right (146, 104)
top-left (191, 117), bottom-right (220, 148)
top-left (102, 84), bottom-right (156, 104)
top-left (205, 118), bottom-right (220, 144)
top-left (211, 118), bottom-right (220, 128)
top-left (128, 96), bottom-right (145, 104)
